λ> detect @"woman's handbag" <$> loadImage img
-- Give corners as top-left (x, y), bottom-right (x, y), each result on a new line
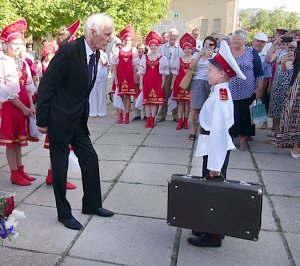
top-left (249, 99), bottom-right (267, 127)
top-left (179, 68), bottom-right (194, 90)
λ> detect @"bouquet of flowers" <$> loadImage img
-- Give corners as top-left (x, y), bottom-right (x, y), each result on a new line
top-left (0, 191), bottom-right (25, 245)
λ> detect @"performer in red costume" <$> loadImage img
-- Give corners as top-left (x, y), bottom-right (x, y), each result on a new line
top-left (111, 25), bottom-right (138, 124)
top-left (138, 31), bottom-right (169, 128)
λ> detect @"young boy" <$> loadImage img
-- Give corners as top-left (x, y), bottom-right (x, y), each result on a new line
top-left (188, 41), bottom-right (246, 247)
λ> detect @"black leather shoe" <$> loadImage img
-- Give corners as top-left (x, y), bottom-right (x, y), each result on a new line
top-left (143, 116), bottom-right (147, 121)
top-left (192, 230), bottom-right (205, 237)
top-left (132, 116), bottom-right (141, 121)
top-left (187, 234), bottom-right (222, 247)
top-left (82, 207), bottom-right (114, 217)
top-left (156, 117), bottom-right (165, 122)
top-left (58, 217), bottom-right (83, 230)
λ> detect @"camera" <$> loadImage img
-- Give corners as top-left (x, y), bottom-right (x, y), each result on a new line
top-left (281, 36), bottom-right (293, 43)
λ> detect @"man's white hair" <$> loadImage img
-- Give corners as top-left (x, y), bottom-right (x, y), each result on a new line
top-left (168, 28), bottom-right (178, 35)
top-left (84, 13), bottom-right (114, 36)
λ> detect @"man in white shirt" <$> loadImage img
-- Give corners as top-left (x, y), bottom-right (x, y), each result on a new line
top-left (157, 28), bottom-right (183, 122)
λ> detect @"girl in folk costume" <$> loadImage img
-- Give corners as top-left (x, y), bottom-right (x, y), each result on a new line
top-left (41, 43), bottom-right (56, 75)
top-left (111, 25), bottom-right (138, 124)
top-left (138, 31), bottom-right (169, 128)
top-left (43, 21), bottom-right (80, 190)
top-left (170, 33), bottom-right (195, 130)
top-left (0, 18), bottom-right (36, 186)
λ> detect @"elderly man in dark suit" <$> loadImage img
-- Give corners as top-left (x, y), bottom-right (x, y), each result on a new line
top-left (36, 13), bottom-right (115, 230)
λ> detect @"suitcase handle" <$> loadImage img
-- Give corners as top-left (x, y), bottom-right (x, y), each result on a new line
top-left (204, 174), bottom-right (225, 181)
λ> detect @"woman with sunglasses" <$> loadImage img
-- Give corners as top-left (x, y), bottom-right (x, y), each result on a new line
top-left (189, 36), bottom-right (217, 140)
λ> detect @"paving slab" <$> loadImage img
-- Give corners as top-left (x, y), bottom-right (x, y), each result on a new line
top-left (93, 144), bottom-right (138, 161)
top-left (0, 171), bottom-right (44, 205)
top-left (69, 214), bottom-right (176, 266)
top-left (95, 132), bottom-right (146, 146)
top-left (0, 247), bottom-right (60, 266)
top-left (132, 146), bottom-right (190, 165)
top-left (271, 196), bottom-right (300, 233)
top-left (99, 160), bottom-right (127, 182)
top-left (23, 180), bottom-right (112, 210)
top-left (3, 155), bottom-right (51, 178)
top-left (62, 257), bottom-right (111, 266)
top-left (104, 182), bottom-right (167, 219)
top-left (144, 134), bottom-right (193, 149)
top-left (107, 123), bottom-right (150, 134)
top-left (253, 153), bottom-right (300, 172)
top-left (261, 170), bottom-right (300, 197)
top-left (261, 196), bottom-right (278, 231)
top-left (228, 150), bottom-right (255, 170)
top-left (5, 204), bottom-right (89, 254)
top-left (150, 121), bottom-right (191, 137)
top-left (87, 121), bottom-right (114, 132)
top-left (0, 153), bottom-right (8, 167)
top-left (285, 233), bottom-right (300, 266)
top-left (119, 162), bottom-right (187, 186)
top-left (249, 140), bottom-right (290, 154)
top-left (190, 167), bottom-right (260, 183)
top-left (177, 230), bottom-right (289, 266)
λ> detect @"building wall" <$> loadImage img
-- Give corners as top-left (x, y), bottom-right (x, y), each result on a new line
top-left (152, 0), bottom-right (238, 39)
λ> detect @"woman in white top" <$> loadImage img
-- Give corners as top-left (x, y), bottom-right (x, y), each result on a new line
top-left (189, 36), bottom-right (217, 140)
top-left (89, 52), bottom-right (109, 117)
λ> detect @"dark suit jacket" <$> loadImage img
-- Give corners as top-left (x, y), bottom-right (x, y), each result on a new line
top-left (36, 36), bottom-right (99, 143)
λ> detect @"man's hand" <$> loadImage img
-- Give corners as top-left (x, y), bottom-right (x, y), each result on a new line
top-left (209, 170), bottom-right (221, 177)
top-left (37, 126), bottom-right (47, 134)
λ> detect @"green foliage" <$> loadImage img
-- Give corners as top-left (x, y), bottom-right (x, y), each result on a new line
top-left (239, 6), bottom-right (300, 42)
top-left (1, 0), bottom-right (170, 41)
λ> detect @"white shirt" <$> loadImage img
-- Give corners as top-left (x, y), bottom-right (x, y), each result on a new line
top-left (84, 39), bottom-right (94, 64)
top-left (195, 82), bottom-right (235, 171)
top-left (159, 42), bottom-right (183, 68)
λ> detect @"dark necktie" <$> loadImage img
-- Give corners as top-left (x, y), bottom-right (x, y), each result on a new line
top-left (88, 52), bottom-right (95, 85)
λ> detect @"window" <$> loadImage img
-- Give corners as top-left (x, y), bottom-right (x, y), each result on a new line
top-left (213, 19), bottom-right (221, 34)
top-left (200, 19), bottom-right (208, 38)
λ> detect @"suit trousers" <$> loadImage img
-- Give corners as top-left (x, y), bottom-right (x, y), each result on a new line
top-left (157, 74), bottom-right (178, 120)
top-left (49, 124), bottom-right (102, 219)
top-left (202, 151), bottom-right (230, 179)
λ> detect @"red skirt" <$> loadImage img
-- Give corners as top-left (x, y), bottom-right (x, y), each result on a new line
top-left (0, 87), bottom-right (30, 147)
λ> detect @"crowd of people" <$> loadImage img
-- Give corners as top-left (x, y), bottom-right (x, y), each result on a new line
top-left (0, 12), bottom-right (299, 246)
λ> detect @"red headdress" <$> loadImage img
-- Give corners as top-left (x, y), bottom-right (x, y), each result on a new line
top-left (0, 18), bottom-right (27, 43)
top-left (145, 30), bottom-right (162, 47)
top-left (119, 25), bottom-right (134, 40)
top-left (67, 20), bottom-right (80, 41)
top-left (180, 33), bottom-right (196, 50)
top-left (42, 43), bottom-right (56, 58)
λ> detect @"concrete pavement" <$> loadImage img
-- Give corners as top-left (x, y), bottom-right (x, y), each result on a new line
top-left (0, 102), bottom-right (299, 266)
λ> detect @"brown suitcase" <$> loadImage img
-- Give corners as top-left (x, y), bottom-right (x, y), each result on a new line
top-left (167, 174), bottom-right (263, 241)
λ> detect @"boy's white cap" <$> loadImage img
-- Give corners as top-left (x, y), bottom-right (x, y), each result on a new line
top-left (209, 40), bottom-right (246, 80)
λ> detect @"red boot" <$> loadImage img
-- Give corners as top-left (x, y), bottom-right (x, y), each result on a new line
top-left (45, 169), bottom-right (53, 185)
top-left (10, 170), bottom-right (31, 186)
top-left (18, 165), bottom-right (36, 181)
top-left (145, 117), bottom-right (151, 128)
top-left (176, 118), bottom-right (183, 130)
top-left (46, 170), bottom-right (77, 190)
top-left (124, 113), bottom-right (129, 124)
top-left (150, 117), bottom-right (155, 128)
top-left (117, 113), bottom-right (123, 124)
top-left (66, 181), bottom-right (77, 189)
top-left (183, 118), bottom-right (189, 129)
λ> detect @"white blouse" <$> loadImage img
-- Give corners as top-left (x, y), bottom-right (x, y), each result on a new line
top-left (110, 46), bottom-right (138, 65)
top-left (137, 54), bottom-right (169, 75)
top-left (0, 54), bottom-right (36, 102)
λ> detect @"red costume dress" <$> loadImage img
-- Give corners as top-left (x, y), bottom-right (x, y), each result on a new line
top-left (172, 57), bottom-right (191, 101)
top-left (0, 61), bottom-right (31, 146)
top-left (140, 55), bottom-right (167, 105)
top-left (112, 47), bottom-right (136, 96)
